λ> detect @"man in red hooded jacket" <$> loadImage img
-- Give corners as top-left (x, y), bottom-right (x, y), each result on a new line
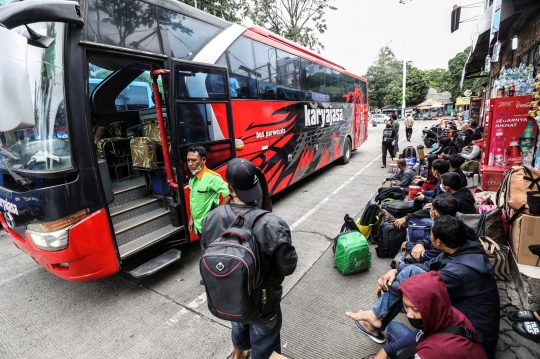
top-left (364, 271), bottom-right (487, 359)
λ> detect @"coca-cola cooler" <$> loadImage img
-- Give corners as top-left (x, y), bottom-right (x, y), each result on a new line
top-left (481, 96), bottom-right (538, 191)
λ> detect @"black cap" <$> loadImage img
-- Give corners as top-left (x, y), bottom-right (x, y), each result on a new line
top-left (226, 158), bottom-right (262, 203)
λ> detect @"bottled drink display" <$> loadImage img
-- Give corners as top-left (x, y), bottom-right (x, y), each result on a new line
top-left (489, 129), bottom-right (506, 166)
top-left (491, 64), bottom-right (535, 98)
top-left (520, 121), bottom-right (536, 166)
top-left (505, 137), bottom-right (523, 166)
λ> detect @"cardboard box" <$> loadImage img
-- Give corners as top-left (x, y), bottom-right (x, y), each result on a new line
top-left (480, 165), bottom-right (508, 191)
top-left (389, 163), bottom-right (400, 174)
top-left (510, 213), bottom-right (540, 266)
top-left (270, 353), bottom-right (288, 359)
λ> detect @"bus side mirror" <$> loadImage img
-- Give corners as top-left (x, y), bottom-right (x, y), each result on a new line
top-left (0, 26), bottom-right (35, 131)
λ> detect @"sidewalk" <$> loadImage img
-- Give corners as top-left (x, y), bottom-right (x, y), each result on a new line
top-left (497, 280), bottom-right (540, 358)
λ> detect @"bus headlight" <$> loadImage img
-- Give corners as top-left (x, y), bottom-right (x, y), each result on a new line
top-left (25, 210), bottom-right (87, 251)
top-left (26, 228), bottom-right (69, 251)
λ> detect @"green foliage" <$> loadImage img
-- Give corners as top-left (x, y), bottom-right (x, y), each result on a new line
top-left (424, 68), bottom-right (449, 92)
top-left (249, 0), bottom-right (337, 53)
top-left (406, 66), bottom-right (429, 105)
top-left (176, 0), bottom-right (249, 24)
top-left (364, 46), bottom-right (401, 109)
top-left (446, 46), bottom-right (486, 100)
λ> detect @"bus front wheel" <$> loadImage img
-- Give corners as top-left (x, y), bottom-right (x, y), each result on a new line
top-left (338, 138), bottom-right (352, 165)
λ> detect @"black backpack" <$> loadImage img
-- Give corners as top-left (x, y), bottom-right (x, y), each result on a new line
top-left (359, 200), bottom-right (380, 227)
top-left (376, 221), bottom-right (406, 258)
top-left (380, 201), bottom-right (415, 218)
top-left (200, 205), bottom-right (268, 325)
top-left (332, 214), bottom-right (359, 252)
top-left (374, 187), bottom-right (406, 203)
top-left (401, 146), bottom-right (417, 159)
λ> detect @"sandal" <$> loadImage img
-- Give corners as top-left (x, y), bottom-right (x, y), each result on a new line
top-left (508, 310), bottom-right (538, 322)
top-left (512, 321), bottom-right (540, 343)
top-left (354, 320), bottom-right (386, 344)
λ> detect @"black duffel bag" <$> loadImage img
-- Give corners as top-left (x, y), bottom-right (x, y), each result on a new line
top-left (375, 186), bottom-right (406, 203)
top-left (381, 201), bottom-right (415, 219)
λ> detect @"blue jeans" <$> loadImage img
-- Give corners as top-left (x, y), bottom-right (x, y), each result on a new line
top-left (372, 265), bottom-right (426, 331)
top-left (231, 307), bottom-right (282, 359)
top-left (384, 322), bottom-right (417, 358)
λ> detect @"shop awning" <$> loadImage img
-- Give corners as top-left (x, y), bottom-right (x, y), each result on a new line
top-left (415, 98), bottom-right (443, 109)
top-left (462, 0), bottom-right (540, 78)
top-left (455, 97), bottom-right (470, 106)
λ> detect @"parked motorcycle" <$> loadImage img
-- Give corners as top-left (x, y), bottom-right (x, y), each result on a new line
top-left (371, 118), bottom-right (377, 127)
top-left (422, 125), bottom-right (438, 148)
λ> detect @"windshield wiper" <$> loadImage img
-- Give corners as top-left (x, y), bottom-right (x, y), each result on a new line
top-left (0, 156), bottom-right (32, 189)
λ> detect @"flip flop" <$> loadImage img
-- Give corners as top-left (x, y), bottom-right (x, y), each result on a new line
top-left (508, 310), bottom-right (538, 322)
top-left (354, 320), bottom-right (386, 344)
top-left (512, 321), bottom-right (540, 343)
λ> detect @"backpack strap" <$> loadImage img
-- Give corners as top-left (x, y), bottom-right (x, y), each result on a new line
top-left (220, 205), bottom-right (239, 227)
top-left (242, 208), bottom-right (269, 230)
top-left (396, 326), bottom-right (483, 359)
top-left (522, 166), bottom-right (540, 191)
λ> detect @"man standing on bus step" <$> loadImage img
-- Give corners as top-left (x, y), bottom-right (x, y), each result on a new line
top-left (390, 115), bottom-right (400, 157)
top-left (404, 114), bottom-right (414, 141)
top-left (187, 146), bottom-right (231, 278)
top-left (201, 158), bottom-right (298, 359)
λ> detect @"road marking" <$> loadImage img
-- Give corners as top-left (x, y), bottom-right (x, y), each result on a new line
top-left (289, 135), bottom-right (409, 231)
top-left (187, 292), bottom-right (207, 308)
top-left (166, 292), bottom-right (207, 325)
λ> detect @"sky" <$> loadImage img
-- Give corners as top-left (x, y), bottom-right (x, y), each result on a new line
top-left (317, 0), bottom-right (486, 77)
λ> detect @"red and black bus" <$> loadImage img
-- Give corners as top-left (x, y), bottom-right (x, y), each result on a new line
top-left (0, 0), bottom-right (368, 281)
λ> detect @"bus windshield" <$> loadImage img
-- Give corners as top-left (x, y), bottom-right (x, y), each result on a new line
top-left (0, 22), bottom-right (70, 172)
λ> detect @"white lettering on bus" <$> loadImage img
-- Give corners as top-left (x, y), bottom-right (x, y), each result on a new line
top-left (304, 105), bottom-right (343, 128)
top-left (0, 198), bottom-right (18, 216)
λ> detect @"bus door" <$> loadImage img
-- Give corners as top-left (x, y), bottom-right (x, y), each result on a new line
top-left (169, 60), bottom-right (235, 241)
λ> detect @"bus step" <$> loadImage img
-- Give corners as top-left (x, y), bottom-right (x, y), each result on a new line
top-left (126, 249), bottom-right (181, 278)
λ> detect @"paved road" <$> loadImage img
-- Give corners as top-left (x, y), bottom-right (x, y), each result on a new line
top-left (0, 121), bottom-right (431, 359)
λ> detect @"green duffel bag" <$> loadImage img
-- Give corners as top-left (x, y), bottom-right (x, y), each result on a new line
top-left (334, 231), bottom-right (371, 275)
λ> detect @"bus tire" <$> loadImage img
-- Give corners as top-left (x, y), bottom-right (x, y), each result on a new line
top-left (338, 138), bottom-right (352, 165)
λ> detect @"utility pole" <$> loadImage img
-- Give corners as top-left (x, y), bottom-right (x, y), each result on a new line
top-left (400, 0), bottom-right (410, 119)
top-left (194, 0), bottom-right (197, 8)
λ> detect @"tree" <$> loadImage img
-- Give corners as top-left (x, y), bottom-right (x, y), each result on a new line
top-left (424, 68), bottom-right (449, 92)
top-left (381, 64), bottom-right (428, 107)
top-left (176, 0), bottom-right (248, 24)
top-left (446, 46), bottom-right (486, 100)
top-left (364, 46), bottom-right (402, 109)
top-left (249, 0), bottom-right (337, 52)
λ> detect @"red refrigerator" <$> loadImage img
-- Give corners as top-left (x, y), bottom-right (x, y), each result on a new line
top-left (481, 96), bottom-right (538, 191)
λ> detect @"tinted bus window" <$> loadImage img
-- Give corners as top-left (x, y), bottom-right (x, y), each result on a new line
top-left (328, 69), bottom-right (341, 102)
top-left (176, 68), bottom-right (227, 100)
top-left (253, 42), bottom-right (278, 100)
top-left (157, 8), bottom-right (220, 60)
top-left (341, 73), bottom-right (355, 103)
top-left (355, 79), bottom-right (368, 103)
top-left (86, 0), bottom-right (161, 54)
top-left (276, 50), bottom-right (302, 101)
top-left (177, 103), bottom-right (229, 145)
top-left (216, 37), bottom-right (258, 99)
top-left (302, 60), bottom-right (328, 102)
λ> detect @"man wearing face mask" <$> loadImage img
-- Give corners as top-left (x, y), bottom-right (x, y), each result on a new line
top-left (346, 216), bottom-right (499, 359)
top-left (187, 146), bottom-right (231, 253)
top-left (360, 271), bottom-right (487, 359)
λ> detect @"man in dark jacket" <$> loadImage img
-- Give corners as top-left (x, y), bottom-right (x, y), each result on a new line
top-left (441, 172), bottom-right (476, 214)
top-left (364, 271), bottom-right (487, 359)
top-left (346, 216), bottom-right (499, 358)
top-left (201, 158), bottom-right (298, 359)
top-left (382, 159), bottom-right (416, 188)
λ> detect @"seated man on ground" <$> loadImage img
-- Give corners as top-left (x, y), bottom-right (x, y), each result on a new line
top-left (448, 154), bottom-right (468, 188)
top-left (440, 172), bottom-right (476, 214)
top-left (346, 216), bottom-right (499, 358)
top-left (382, 159), bottom-right (416, 189)
top-left (363, 271), bottom-right (487, 359)
top-left (405, 193), bottom-right (475, 264)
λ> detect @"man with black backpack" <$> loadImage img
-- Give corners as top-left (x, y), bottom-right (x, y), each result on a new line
top-left (200, 158), bottom-right (298, 359)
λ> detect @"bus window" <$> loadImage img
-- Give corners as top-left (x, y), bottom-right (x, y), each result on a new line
top-left (324, 69), bottom-right (341, 102)
top-left (86, 0), bottom-right (161, 54)
top-left (276, 49), bottom-right (302, 101)
top-left (216, 36), bottom-right (258, 99)
top-left (1, 22), bottom-right (71, 172)
top-left (341, 73), bottom-right (355, 103)
top-left (253, 41), bottom-right (278, 100)
top-left (301, 60), bottom-right (328, 102)
top-left (157, 7), bottom-right (220, 60)
top-left (177, 103), bottom-right (229, 145)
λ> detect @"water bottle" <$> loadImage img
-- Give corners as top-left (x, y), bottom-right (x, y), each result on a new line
top-left (520, 121), bottom-right (536, 166)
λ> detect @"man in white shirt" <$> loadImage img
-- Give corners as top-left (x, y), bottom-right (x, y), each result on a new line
top-left (404, 115), bottom-right (414, 142)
